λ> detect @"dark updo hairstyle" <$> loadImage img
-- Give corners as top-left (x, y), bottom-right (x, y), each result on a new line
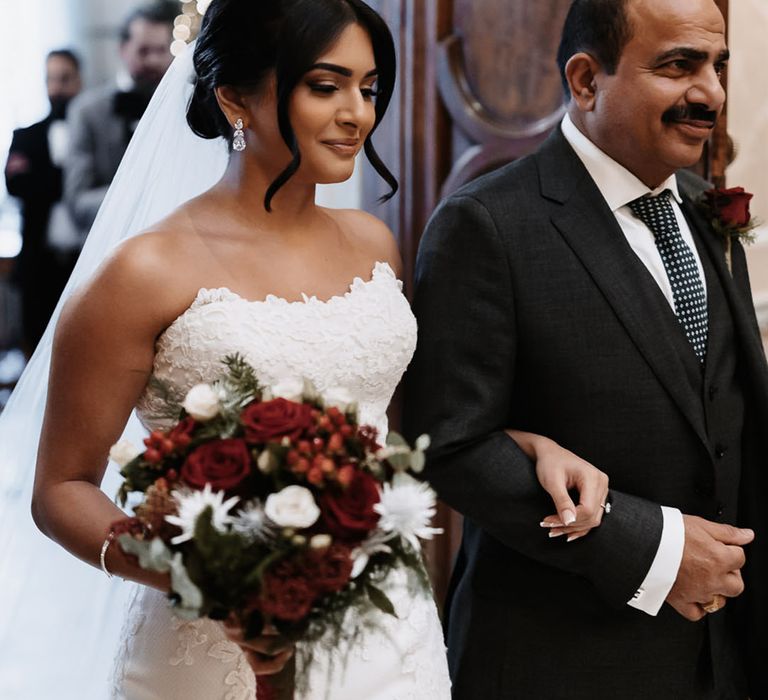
top-left (187, 0), bottom-right (397, 211)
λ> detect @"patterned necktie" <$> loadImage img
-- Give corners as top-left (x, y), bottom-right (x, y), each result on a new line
top-left (628, 190), bottom-right (708, 363)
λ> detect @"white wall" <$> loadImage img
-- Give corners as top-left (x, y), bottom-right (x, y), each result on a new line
top-left (727, 0), bottom-right (768, 320)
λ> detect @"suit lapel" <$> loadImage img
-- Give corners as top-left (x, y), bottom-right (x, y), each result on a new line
top-left (537, 130), bottom-right (709, 447)
top-left (680, 192), bottom-right (768, 399)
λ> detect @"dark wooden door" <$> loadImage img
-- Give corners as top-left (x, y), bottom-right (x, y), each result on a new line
top-left (365, 0), bottom-right (731, 606)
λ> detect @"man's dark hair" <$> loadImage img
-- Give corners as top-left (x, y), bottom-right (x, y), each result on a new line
top-left (119, 1), bottom-right (177, 43)
top-left (46, 49), bottom-right (81, 72)
top-left (556, 0), bottom-right (633, 98)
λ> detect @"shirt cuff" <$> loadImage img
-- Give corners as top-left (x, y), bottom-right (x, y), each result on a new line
top-left (626, 506), bottom-right (684, 616)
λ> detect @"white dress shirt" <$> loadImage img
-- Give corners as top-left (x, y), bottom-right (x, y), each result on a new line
top-left (561, 113), bottom-right (688, 616)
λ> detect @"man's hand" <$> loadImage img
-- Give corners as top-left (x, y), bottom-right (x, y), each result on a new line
top-left (666, 515), bottom-right (754, 621)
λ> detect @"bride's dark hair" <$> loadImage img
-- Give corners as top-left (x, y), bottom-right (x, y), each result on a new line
top-left (187, 0), bottom-right (397, 211)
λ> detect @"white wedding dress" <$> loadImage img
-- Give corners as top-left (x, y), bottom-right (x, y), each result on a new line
top-left (111, 261), bottom-right (451, 700)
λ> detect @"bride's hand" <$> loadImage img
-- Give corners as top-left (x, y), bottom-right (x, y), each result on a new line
top-left (222, 619), bottom-right (294, 676)
top-left (506, 430), bottom-right (609, 542)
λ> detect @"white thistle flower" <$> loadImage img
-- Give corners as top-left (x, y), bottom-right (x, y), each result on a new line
top-left (373, 473), bottom-right (443, 551)
top-left (165, 484), bottom-right (239, 545)
top-left (415, 434), bottom-right (431, 452)
top-left (230, 500), bottom-right (274, 543)
top-left (350, 530), bottom-right (393, 578)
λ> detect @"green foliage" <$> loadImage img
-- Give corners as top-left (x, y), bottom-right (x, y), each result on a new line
top-left (118, 535), bottom-right (172, 572)
top-left (365, 583), bottom-right (397, 617)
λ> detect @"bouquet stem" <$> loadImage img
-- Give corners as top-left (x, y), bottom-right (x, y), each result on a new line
top-left (256, 652), bottom-right (296, 700)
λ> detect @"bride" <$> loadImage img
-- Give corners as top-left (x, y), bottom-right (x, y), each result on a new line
top-left (15, 0), bottom-right (609, 697)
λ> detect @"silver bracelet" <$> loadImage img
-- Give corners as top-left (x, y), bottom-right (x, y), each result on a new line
top-left (100, 531), bottom-right (116, 579)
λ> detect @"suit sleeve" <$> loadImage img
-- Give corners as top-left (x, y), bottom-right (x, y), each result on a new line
top-left (5, 130), bottom-right (35, 199)
top-left (64, 98), bottom-right (109, 231)
top-left (403, 193), bottom-right (664, 609)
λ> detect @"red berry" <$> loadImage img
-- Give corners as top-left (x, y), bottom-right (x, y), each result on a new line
top-left (339, 424), bottom-right (353, 437)
top-left (307, 467), bottom-right (324, 485)
top-left (294, 458), bottom-right (310, 474)
top-left (320, 458), bottom-right (336, 474)
top-left (312, 437), bottom-right (325, 452)
top-left (286, 450), bottom-right (300, 466)
top-left (337, 465), bottom-right (355, 486)
top-left (327, 433), bottom-right (344, 452)
top-left (144, 448), bottom-right (162, 463)
top-left (298, 440), bottom-right (312, 454)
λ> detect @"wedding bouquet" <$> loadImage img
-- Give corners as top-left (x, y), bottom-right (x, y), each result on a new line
top-left (109, 355), bottom-right (441, 699)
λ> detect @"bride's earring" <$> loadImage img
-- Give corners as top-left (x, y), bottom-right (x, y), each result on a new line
top-left (233, 118), bottom-right (246, 152)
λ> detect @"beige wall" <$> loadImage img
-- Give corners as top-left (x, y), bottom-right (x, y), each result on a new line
top-left (727, 0), bottom-right (768, 340)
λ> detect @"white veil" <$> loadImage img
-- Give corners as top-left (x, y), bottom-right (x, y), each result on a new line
top-left (0, 44), bottom-right (226, 700)
top-left (0, 37), bottom-right (360, 698)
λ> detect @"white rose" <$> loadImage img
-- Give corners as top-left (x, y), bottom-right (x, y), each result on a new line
top-left (182, 383), bottom-right (221, 421)
top-left (323, 386), bottom-right (354, 411)
top-left (269, 377), bottom-right (304, 402)
top-left (109, 439), bottom-right (142, 467)
top-left (265, 485), bottom-right (320, 529)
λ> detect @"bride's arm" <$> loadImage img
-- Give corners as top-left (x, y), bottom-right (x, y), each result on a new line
top-left (506, 430), bottom-right (610, 542)
top-left (31, 232), bottom-right (190, 591)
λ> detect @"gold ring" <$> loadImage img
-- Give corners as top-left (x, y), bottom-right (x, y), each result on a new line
top-left (701, 595), bottom-right (725, 614)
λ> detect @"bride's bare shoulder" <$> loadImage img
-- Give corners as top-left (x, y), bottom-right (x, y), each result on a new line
top-left (62, 204), bottom-right (209, 331)
top-left (324, 207), bottom-right (403, 276)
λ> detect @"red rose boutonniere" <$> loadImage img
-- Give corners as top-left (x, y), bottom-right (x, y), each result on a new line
top-left (701, 186), bottom-right (759, 273)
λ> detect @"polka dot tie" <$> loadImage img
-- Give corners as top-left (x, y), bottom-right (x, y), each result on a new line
top-left (628, 191), bottom-right (708, 363)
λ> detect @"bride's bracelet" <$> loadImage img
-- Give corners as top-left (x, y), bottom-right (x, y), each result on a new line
top-left (100, 531), bottom-right (116, 579)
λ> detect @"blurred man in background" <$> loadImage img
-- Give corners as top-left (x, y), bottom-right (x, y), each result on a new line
top-left (4, 49), bottom-right (82, 354)
top-left (64, 1), bottom-right (176, 233)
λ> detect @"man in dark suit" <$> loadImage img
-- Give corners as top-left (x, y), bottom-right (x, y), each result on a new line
top-left (64, 2), bottom-right (175, 233)
top-left (5, 49), bottom-right (82, 353)
top-left (404, 0), bottom-right (768, 697)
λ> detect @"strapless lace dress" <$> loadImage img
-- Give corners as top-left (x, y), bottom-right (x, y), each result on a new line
top-left (111, 262), bottom-right (451, 700)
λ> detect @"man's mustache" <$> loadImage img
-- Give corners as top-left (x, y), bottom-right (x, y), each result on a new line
top-left (662, 104), bottom-right (718, 127)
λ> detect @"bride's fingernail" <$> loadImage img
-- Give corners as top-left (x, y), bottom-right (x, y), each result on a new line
top-left (540, 521), bottom-right (559, 528)
top-left (548, 531), bottom-right (566, 538)
top-left (567, 534), bottom-right (580, 543)
top-left (562, 509), bottom-right (577, 526)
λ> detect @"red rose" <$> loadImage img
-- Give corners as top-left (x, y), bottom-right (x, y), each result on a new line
top-left (705, 186), bottom-right (753, 227)
top-left (306, 543), bottom-right (353, 594)
top-left (241, 398), bottom-right (313, 444)
top-left (180, 439), bottom-right (251, 491)
top-left (320, 469), bottom-right (380, 541)
top-left (260, 560), bottom-right (316, 622)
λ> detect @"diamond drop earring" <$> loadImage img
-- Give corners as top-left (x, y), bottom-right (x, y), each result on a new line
top-left (232, 118), bottom-right (246, 152)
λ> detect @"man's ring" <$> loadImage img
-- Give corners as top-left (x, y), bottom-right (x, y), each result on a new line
top-left (701, 596), bottom-right (725, 614)
top-left (600, 502), bottom-right (611, 514)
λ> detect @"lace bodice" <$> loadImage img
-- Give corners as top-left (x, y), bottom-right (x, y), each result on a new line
top-left (116, 261), bottom-right (450, 699)
top-left (135, 262), bottom-right (416, 437)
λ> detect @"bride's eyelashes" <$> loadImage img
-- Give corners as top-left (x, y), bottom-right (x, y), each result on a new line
top-left (305, 81), bottom-right (379, 100)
